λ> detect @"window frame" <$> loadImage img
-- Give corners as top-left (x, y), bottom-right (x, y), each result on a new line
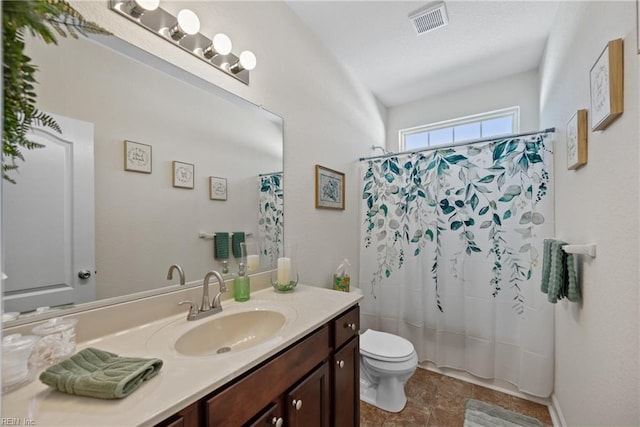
top-left (399, 106), bottom-right (520, 151)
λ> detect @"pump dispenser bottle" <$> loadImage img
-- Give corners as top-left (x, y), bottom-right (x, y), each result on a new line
top-left (233, 263), bottom-right (250, 302)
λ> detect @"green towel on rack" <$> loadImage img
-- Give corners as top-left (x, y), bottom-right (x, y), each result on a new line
top-left (541, 239), bottom-right (580, 303)
top-left (39, 347), bottom-right (163, 399)
top-left (214, 232), bottom-right (229, 260)
top-left (232, 232), bottom-right (245, 258)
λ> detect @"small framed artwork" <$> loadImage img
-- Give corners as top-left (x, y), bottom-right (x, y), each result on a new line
top-left (209, 176), bottom-right (227, 200)
top-left (589, 38), bottom-right (624, 131)
top-left (172, 161), bottom-right (194, 189)
top-left (567, 109), bottom-right (588, 170)
top-left (315, 165), bottom-right (345, 210)
top-left (124, 140), bottom-right (152, 173)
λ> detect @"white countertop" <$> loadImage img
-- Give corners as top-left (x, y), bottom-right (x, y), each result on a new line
top-left (2, 285), bottom-right (362, 426)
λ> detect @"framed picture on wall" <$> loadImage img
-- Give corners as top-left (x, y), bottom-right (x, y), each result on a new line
top-left (315, 165), bottom-right (345, 210)
top-left (209, 176), bottom-right (227, 200)
top-left (172, 161), bottom-right (194, 189)
top-left (566, 109), bottom-right (588, 170)
top-left (589, 38), bottom-right (624, 131)
top-left (124, 140), bottom-right (152, 173)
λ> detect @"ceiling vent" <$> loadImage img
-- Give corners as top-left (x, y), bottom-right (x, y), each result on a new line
top-left (409, 2), bottom-right (449, 35)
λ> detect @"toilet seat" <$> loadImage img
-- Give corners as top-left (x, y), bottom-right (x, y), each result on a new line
top-left (360, 329), bottom-right (415, 362)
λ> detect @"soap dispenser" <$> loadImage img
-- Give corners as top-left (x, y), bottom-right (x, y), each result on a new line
top-left (234, 263), bottom-right (250, 302)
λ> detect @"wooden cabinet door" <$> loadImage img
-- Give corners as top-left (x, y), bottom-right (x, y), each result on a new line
top-left (286, 362), bottom-right (330, 427)
top-left (333, 337), bottom-right (360, 427)
top-left (246, 400), bottom-right (284, 427)
top-left (154, 401), bottom-right (199, 427)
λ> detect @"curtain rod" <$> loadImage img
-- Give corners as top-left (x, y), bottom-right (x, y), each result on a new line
top-left (358, 127), bottom-right (556, 162)
top-left (259, 171), bottom-right (283, 177)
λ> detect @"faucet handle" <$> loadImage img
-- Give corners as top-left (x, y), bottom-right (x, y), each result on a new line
top-left (178, 300), bottom-right (198, 318)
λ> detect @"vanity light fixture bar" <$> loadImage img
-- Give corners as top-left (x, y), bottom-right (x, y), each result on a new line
top-left (110, 0), bottom-right (256, 85)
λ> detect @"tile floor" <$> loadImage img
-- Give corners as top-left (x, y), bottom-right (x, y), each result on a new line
top-left (360, 367), bottom-right (553, 427)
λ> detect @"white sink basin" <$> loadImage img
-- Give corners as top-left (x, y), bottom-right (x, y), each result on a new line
top-left (175, 310), bottom-right (285, 356)
top-left (146, 303), bottom-right (298, 358)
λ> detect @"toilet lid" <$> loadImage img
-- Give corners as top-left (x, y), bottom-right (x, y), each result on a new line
top-left (360, 329), bottom-right (414, 360)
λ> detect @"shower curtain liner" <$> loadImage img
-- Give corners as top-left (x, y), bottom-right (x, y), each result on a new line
top-left (358, 130), bottom-right (555, 397)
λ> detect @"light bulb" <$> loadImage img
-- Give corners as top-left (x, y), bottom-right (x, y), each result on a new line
top-left (213, 33), bottom-right (232, 55)
top-left (177, 9), bottom-right (200, 35)
top-left (169, 9), bottom-right (200, 40)
top-left (230, 50), bottom-right (257, 74)
top-left (203, 33), bottom-right (232, 59)
top-left (125, 0), bottom-right (159, 18)
top-left (239, 51), bottom-right (257, 71)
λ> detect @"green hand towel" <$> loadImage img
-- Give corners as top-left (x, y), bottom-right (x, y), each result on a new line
top-left (39, 347), bottom-right (163, 399)
top-left (540, 239), bottom-right (554, 294)
top-left (214, 232), bottom-right (229, 260)
top-left (566, 253), bottom-right (581, 302)
top-left (232, 232), bottom-right (245, 258)
top-left (546, 240), bottom-right (567, 303)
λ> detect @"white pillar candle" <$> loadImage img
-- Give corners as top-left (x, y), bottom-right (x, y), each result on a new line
top-left (277, 257), bottom-right (291, 284)
top-left (246, 254), bottom-right (260, 272)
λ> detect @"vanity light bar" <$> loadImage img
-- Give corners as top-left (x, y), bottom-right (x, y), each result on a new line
top-left (110, 0), bottom-right (255, 85)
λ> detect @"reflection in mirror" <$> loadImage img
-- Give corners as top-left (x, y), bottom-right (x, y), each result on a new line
top-left (2, 33), bottom-right (283, 320)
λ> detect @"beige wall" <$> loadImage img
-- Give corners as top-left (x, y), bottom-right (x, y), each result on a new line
top-left (386, 69), bottom-right (540, 151)
top-left (539, 2), bottom-right (639, 425)
top-left (70, 1), bottom-right (386, 290)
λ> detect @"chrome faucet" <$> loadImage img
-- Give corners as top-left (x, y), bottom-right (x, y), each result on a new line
top-left (167, 264), bottom-right (185, 286)
top-left (179, 270), bottom-right (227, 321)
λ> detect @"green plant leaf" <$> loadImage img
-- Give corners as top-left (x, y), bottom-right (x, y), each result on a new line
top-left (451, 221), bottom-right (463, 230)
top-left (479, 206), bottom-right (490, 216)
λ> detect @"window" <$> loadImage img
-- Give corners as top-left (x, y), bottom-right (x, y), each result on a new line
top-left (399, 107), bottom-right (520, 151)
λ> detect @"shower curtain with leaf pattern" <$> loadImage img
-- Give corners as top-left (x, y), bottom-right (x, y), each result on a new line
top-left (259, 172), bottom-right (284, 265)
top-left (358, 131), bottom-right (555, 397)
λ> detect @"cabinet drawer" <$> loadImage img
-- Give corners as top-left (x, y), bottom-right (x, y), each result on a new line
top-left (332, 305), bottom-right (359, 349)
top-left (205, 325), bottom-right (330, 426)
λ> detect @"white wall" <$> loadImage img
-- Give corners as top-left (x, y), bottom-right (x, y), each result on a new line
top-left (70, 1), bottom-right (385, 290)
top-left (539, 2), bottom-right (639, 425)
top-left (386, 69), bottom-right (540, 151)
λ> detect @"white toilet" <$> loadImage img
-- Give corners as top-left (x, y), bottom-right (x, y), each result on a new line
top-left (359, 329), bottom-right (418, 413)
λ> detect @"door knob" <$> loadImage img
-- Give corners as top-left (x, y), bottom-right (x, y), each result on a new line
top-left (292, 399), bottom-right (303, 410)
top-left (78, 270), bottom-right (92, 280)
top-left (271, 417), bottom-right (283, 427)
top-left (346, 322), bottom-right (357, 331)
top-left (337, 360), bottom-right (345, 368)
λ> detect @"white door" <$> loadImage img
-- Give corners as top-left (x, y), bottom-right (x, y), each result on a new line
top-left (2, 113), bottom-right (95, 313)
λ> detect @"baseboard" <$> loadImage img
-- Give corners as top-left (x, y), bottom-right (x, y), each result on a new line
top-left (550, 393), bottom-right (567, 427)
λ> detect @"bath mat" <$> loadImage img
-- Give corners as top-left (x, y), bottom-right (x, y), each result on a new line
top-left (464, 399), bottom-right (543, 427)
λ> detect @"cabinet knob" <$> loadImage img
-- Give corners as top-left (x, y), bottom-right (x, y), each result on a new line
top-left (292, 399), bottom-right (303, 410)
top-left (271, 417), bottom-right (283, 427)
top-left (346, 322), bottom-right (357, 331)
top-left (337, 360), bottom-right (345, 368)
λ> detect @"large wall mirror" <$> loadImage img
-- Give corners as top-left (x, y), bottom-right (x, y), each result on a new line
top-left (2, 32), bottom-right (283, 322)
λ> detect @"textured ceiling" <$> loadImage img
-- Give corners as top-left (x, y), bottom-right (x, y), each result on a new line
top-left (286, 1), bottom-right (560, 107)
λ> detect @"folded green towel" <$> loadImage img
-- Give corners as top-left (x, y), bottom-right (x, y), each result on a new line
top-left (232, 232), bottom-right (245, 258)
top-left (39, 347), bottom-right (163, 399)
top-left (214, 232), bottom-right (229, 260)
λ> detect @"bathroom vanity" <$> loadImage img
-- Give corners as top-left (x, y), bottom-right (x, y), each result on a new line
top-left (2, 285), bottom-right (361, 426)
top-left (157, 304), bottom-right (360, 426)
